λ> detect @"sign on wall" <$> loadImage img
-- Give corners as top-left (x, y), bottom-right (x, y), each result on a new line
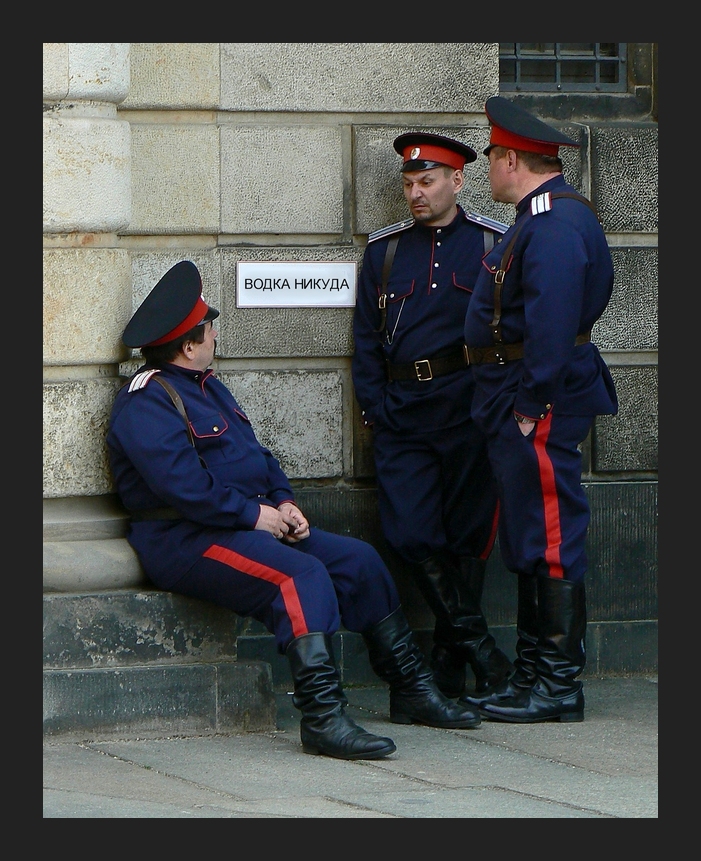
top-left (236, 261), bottom-right (357, 308)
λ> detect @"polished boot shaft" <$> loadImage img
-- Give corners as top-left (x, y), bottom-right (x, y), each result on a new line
top-left (460, 573), bottom-right (538, 709)
top-left (480, 578), bottom-right (586, 723)
top-left (362, 607), bottom-right (480, 728)
top-left (411, 553), bottom-right (513, 696)
top-left (286, 632), bottom-right (396, 759)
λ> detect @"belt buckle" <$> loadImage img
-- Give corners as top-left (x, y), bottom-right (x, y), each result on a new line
top-left (414, 359), bottom-right (433, 381)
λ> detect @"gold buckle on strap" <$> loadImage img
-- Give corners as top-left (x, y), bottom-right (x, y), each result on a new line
top-left (414, 359), bottom-right (433, 381)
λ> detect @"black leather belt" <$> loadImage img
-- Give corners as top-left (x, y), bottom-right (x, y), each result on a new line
top-left (386, 346), bottom-right (468, 382)
top-left (130, 507), bottom-right (182, 522)
top-left (466, 331), bottom-right (591, 366)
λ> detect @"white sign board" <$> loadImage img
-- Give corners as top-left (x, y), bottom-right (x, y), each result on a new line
top-left (236, 261), bottom-right (357, 308)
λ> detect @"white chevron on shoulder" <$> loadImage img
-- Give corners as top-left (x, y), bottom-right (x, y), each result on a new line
top-left (530, 192), bottom-right (553, 216)
top-left (127, 368), bottom-right (162, 393)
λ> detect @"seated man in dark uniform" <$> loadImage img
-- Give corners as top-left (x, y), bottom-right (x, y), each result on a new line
top-left (107, 260), bottom-right (480, 760)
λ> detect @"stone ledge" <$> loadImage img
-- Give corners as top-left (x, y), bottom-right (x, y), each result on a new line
top-left (43, 661), bottom-right (276, 740)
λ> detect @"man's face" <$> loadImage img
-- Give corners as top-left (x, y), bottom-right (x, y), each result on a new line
top-left (487, 148), bottom-right (510, 204)
top-left (402, 166), bottom-right (462, 227)
top-left (192, 321), bottom-right (218, 370)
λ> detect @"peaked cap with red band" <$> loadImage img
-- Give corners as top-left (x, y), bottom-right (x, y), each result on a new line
top-left (483, 96), bottom-right (580, 157)
top-left (122, 260), bottom-right (219, 348)
top-left (393, 132), bottom-right (477, 173)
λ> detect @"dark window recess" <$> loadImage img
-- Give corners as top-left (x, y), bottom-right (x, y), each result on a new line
top-left (499, 43), bottom-right (627, 92)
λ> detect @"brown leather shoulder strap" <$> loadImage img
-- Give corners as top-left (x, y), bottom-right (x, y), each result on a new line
top-left (490, 191), bottom-right (599, 344)
top-left (151, 375), bottom-right (196, 448)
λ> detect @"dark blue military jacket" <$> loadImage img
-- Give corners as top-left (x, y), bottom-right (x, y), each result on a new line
top-left (107, 363), bottom-right (295, 587)
top-left (352, 205), bottom-right (506, 433)
top-left (463, 175), bottom-right (618, 436)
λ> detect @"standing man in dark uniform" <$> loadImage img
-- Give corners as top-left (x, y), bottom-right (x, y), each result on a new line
top-left (352, 132), bottom-right (514, 700)
top-left (108, 260), bottom-right (480, 762)
top-left (461, 97), bottom-right (618, 722)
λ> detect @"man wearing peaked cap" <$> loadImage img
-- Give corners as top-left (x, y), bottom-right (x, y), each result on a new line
top-left (352, 132), bottom-right (514, 702)
top-left (460, 97), bottom-right (618, 724)
top-left (122, 260), bottom-right (219, 349)
top-left (109, 260), bottom-right (481, 763)
top-left (482, 95), bottom-right (580, 157)
top-left (393, 132), bottom-right (477, 172)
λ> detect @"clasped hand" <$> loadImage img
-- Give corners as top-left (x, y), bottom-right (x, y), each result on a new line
top-left (255, 501), bottom-right (310, 542)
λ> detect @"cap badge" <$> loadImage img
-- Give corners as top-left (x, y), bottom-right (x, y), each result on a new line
top-left (410, 147), bottom-right (421, 159)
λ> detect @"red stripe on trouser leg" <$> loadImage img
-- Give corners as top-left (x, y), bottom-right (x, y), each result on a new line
top-left (203, 543), bottom-right (309, 637)
top-left (532, 415), bottom-right (564, 579)
top-left (478, 499), bottom-right (500, 560)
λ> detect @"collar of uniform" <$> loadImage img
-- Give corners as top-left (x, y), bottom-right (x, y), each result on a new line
top-left (516, 175), bottom-right (566, 217)
top-left (149, 363), bottom-right (216, 385)
top-left (414, 205), bottom-right (466, 237)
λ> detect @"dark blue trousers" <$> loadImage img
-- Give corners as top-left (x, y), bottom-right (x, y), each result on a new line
top-left (372, 418), bottom-right (499, 563)
top-left (172, 527), bottom-right (400, 653)
top-left (487, 412), bottom-right (594, 583)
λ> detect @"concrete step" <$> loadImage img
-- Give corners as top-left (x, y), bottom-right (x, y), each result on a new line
top-left (44, 589), bottom-right (657, 741)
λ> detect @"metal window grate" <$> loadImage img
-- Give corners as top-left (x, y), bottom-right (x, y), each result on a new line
top-left (499, 43), bottom-right (627, 92)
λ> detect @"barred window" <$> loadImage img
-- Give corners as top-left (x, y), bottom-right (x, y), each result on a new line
top-left (499, 43), bottom-right (627, 92)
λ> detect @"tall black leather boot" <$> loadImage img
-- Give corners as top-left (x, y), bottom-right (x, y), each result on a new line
top-left (286, 632), bottom-right (396, 759)
top-left (460, 573), bottom-right (538, 709)
top-left (362, 607), bottom-right (480, 728)
top-left (412, 554), bottom-right (513, 697)
top-left (480, 578), bottom-right (587, 723)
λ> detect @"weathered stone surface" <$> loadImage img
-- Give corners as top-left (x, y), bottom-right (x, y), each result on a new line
top-left (43, 248), bottom-right (132, 365)
top-left (129, 124), bottom-right (219, 233)
top-left (220, 43), bottom-right (498, 112)
top-left (593, 126), bottom-right (658, 233)
top-left (221, 125), bottom-right (344, 234)
top-left (594, 367), bottom-right (658, 472)
top-left (43, 379), bottom-right (121, 498)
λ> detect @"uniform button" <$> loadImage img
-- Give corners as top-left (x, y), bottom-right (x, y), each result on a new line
top-left (434, 262), bottom-right (439, 268)
top-left (436, 228), bottom-right (442, 233)
top-left (437, 241), bottom-right (441, 247)
top-left (490, 265), bottom-right (496, 270)
top-left (546, 403), bottom-right (552, 409)
top-left (497, 238), bottom-right (502, 243)
top-left (431, 283), bottom-right (437, 289)
top-left (390, 293), bottom-right (395, 298)
top-left (213, 425), bottom-right (219, 432)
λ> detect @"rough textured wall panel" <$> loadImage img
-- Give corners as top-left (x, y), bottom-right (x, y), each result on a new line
top-left (221, 43), bottom-right (498, 112)
top-left (64, 43), bottom-right (130, 103)
top-left (593, 126), bottom-right (658, 232)
top-left (43, 114), bottom-right (131, 233)
top-left (594, 367), bottom-right (658, 472)
top-left (219, 247), bottom-right (360, 358)
top-left (43, 249), bottom-right (132, 365)
top-left (129, 124), bottom-right (219, 233)
top-left (43, 43), bottom-right (69, 100)
top-left (221, 125), bottom-right (344, 234)
top-left (595, 247), bottom-right (658, 350)
top-left (216, 370), bottom-right (344, 478)
top-left (43, 379), bottom-right (122, 498)
top-left (121, 43), bottom-right (220, 108)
